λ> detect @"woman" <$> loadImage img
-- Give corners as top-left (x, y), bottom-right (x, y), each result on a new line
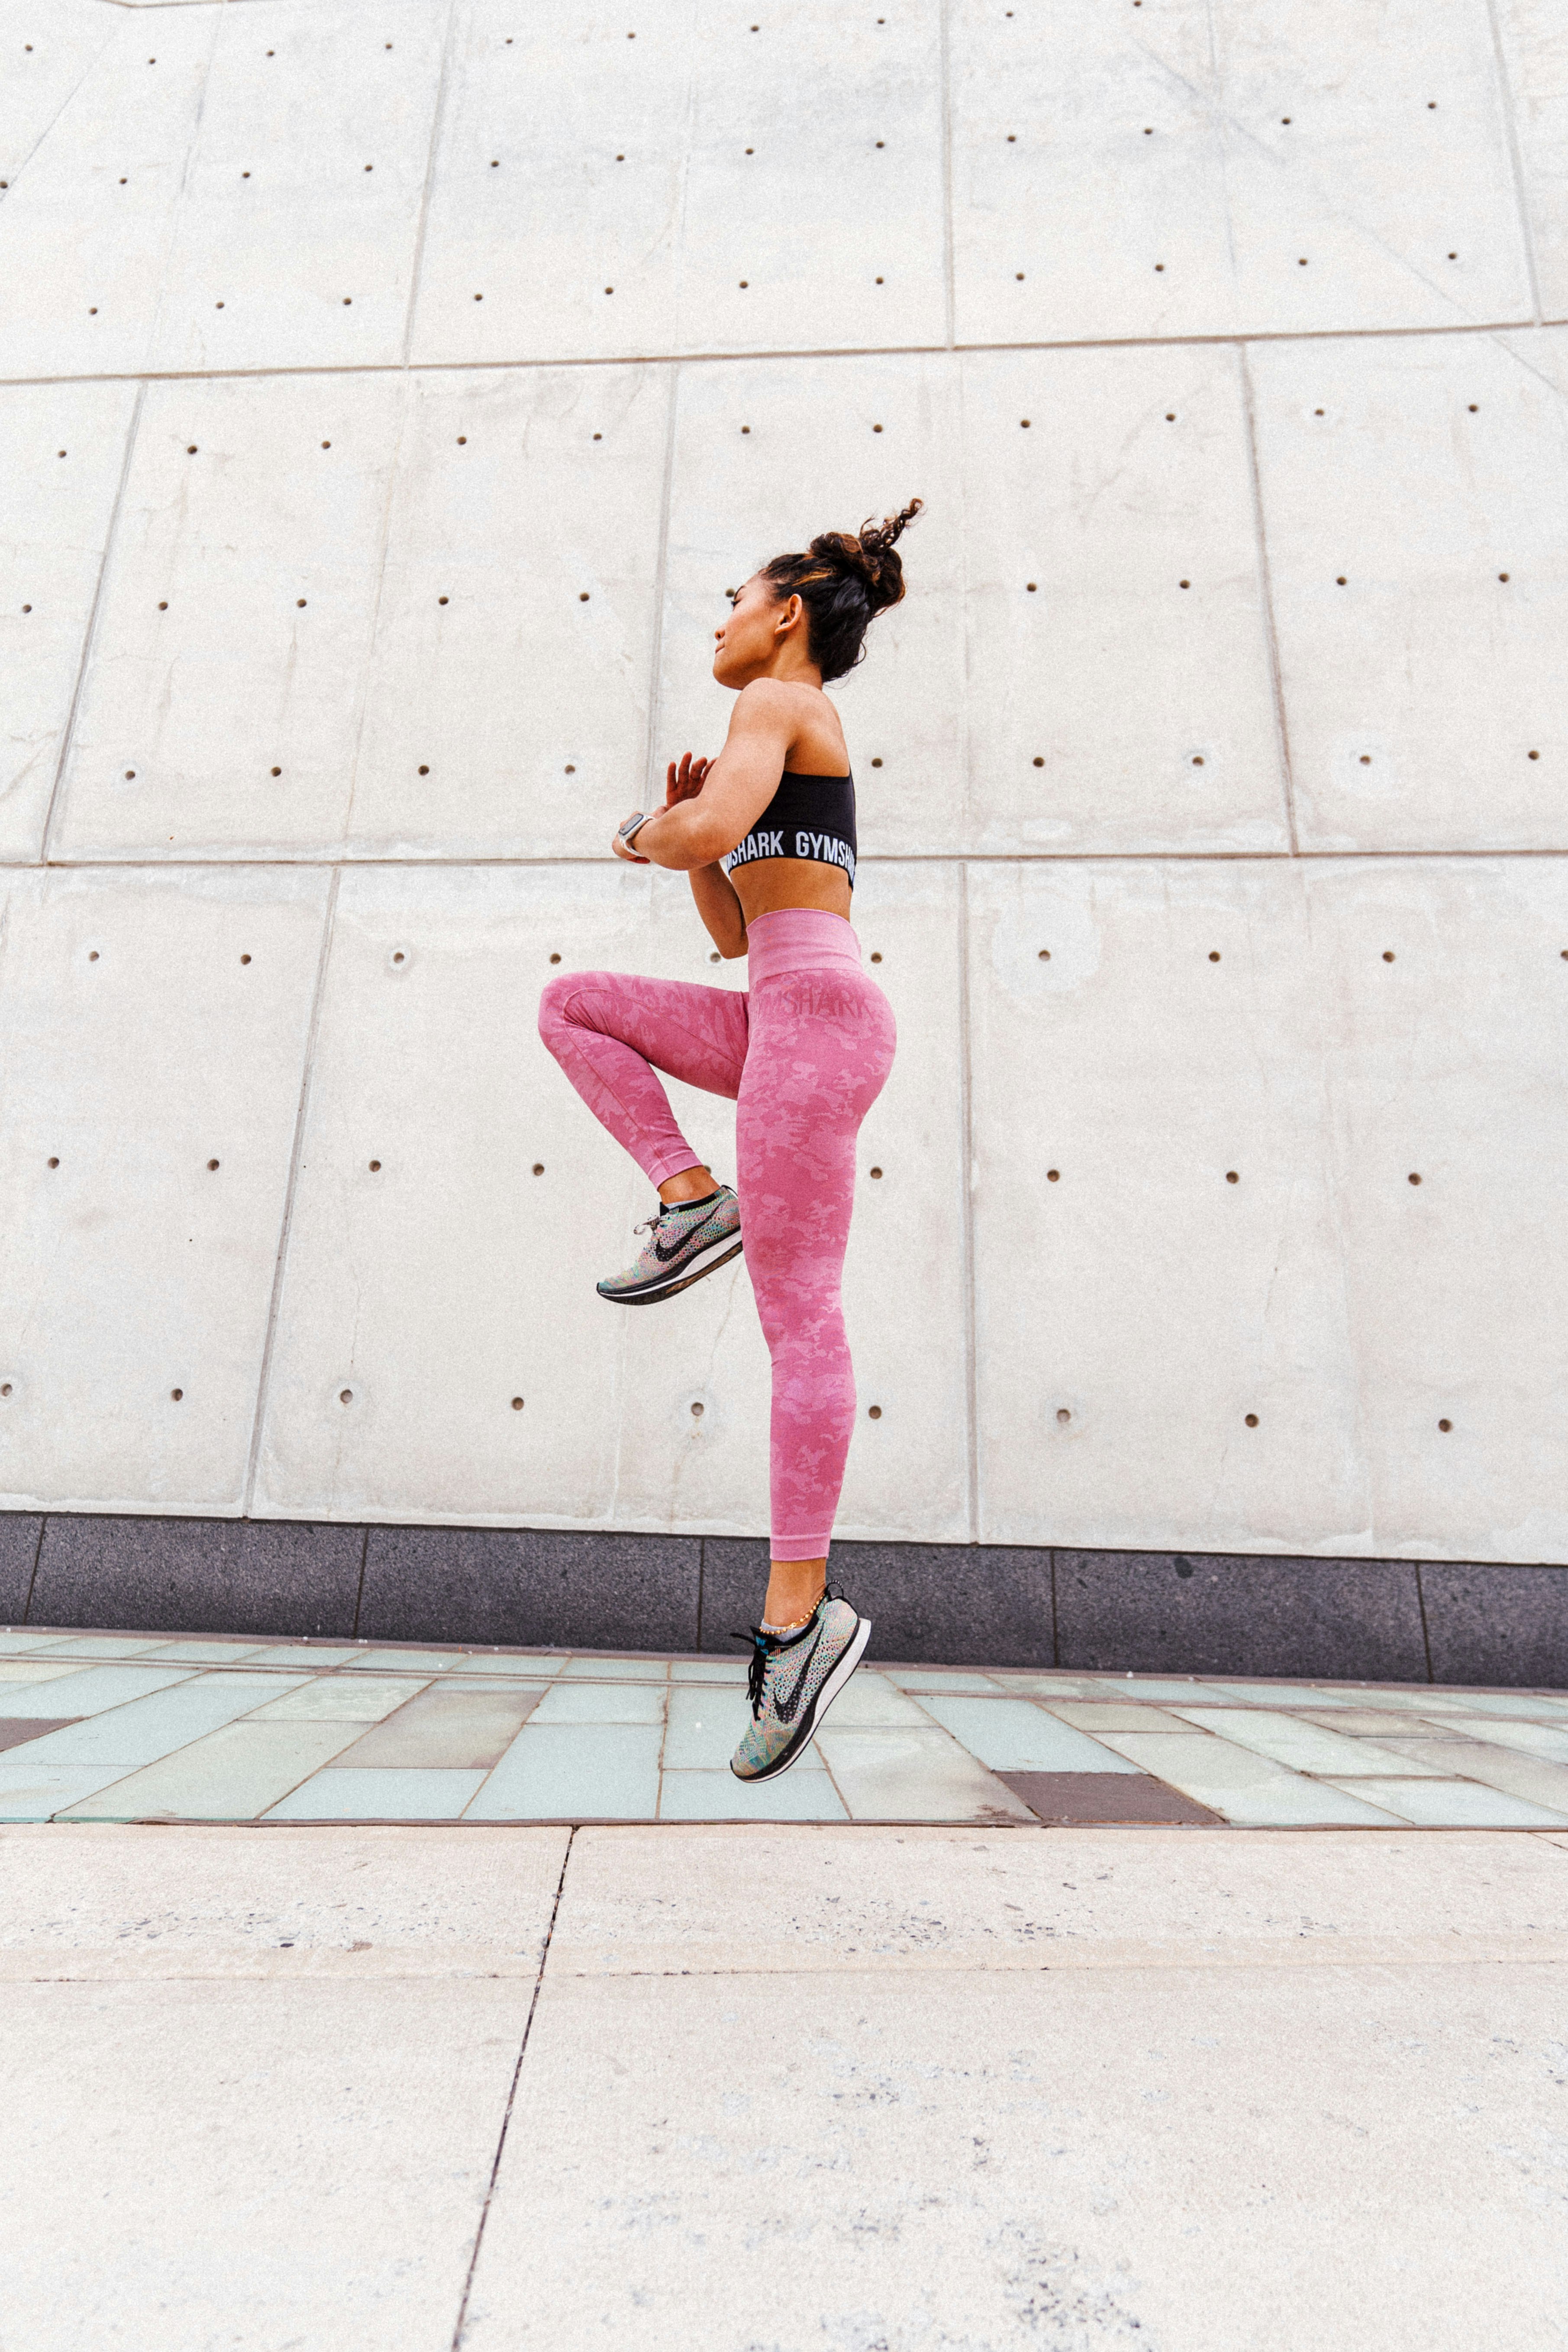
top-left (539, 500), bottom-right (920, 1782)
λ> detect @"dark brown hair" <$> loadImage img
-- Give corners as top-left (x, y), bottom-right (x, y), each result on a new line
top-left (761, 499), bottom-right (922, 682)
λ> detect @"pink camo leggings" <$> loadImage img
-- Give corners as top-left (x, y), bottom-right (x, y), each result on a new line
top-left (538, 908), bottom-right (896, 1562)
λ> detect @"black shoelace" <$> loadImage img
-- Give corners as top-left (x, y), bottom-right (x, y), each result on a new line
top-left (732, 1588), bottom-right (843, 1718)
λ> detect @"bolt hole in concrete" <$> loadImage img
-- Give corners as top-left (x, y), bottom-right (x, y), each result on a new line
top-left (870, 757), bottom-right (883, 768)
top-left (369, 1160), bottom-right (381, 1172)
top-left (1192, 755), bottom-right (1204, 766)
top-left (870, 951), bottom-right (883, 963)
top-left (0, 1386), bottom-right (10, 1398)
top-left (206, 1159), bottom-right (219, 1172)
top-left (1245, 1412), bottom-right (1259, 1426)
top-left (457, 436), bottom-right (466, 445)
top-left (270, 766), bottom-right (281, 777)
top-left (1226, 1170), bottom-right (1239, 1183)
top-left (1529, 750), bottom-right (1539, 759)
top-left (1027, 581), bottom-right (1037, 590)
top-left (564, 763), bottom-right (575, 773)
top-left (511, 1396), bottom-right (525, 1410)
top-left (1056, 1407), bottom-right (1071, 1424)
top-left (873, 424), bottom-right (882, 433)
top-left (710, 951), bottom-right (721, 962)
top-left (690, 1401), bottom-right (704, 1418)
top-left (868, 1405), bottom-right (882, 1419)
top-left (47, 1158), bottom-right (58, 1169)
top-left (1038, 948), bottom-right (1050, 959)
top-left (418, 765), bottom-right (429, 774)
top-left (549, 952), bottom-right (561, 965)
top-left (532, 1163), bottom-right (544, 1175)
top-left (1499, 572), bottom-right (1510, 582)
top-left (1383, 949), bottom-right (1396, 961)
top-left (438, 596), bottom-right (448, 604)
top-left (88, 951), bottom-right (98, 962)
top-left (870, 1166), bottom-right (883, 1179)
top-left (240, 954), bottom-right (251, 965)
top-left (1208, 950), bottom-right (1221, 961)
top-left (158, 600), bottom-right (168, 610)
top-left (392, 952), bottom-right (405, 965)
top-left (1047, 1168), bottom-right (1059, 1181)
top-left (1033, 755), bottom-right (1044, 767)
top-left (1361, 754), bottom-right (1372, 765)
top-left (1439, 1418), bottom-right (1452, 1431)
top-left (339, 1389), bottom-right (353, 1406)
top-left (171, 1388), bottom-right (183, 1402)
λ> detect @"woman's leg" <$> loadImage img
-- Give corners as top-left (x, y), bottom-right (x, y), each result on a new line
top-left (737, 969), bottom-right (897, 1616)
top-left (539, 970), bottom-right (749, 1186)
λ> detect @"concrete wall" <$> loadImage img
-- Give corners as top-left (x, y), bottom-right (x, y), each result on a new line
top-left (3, 0), bottom-right (1567, 1582)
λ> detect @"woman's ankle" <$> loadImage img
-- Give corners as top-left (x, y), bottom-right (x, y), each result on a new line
top-left (762, 1558), bottom-right (827, 1629)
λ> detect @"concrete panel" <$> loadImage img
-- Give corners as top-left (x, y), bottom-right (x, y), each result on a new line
top-left (659, 353), bottom-right (967, 855)
top-left (56, 373), bottom-right (404, 860)
top-left (1497, 1), bottom-right (1568, 317)
top-left (147, 0), bottom-right (447, 375)
top-left (412, 0), bottom-right (943, 366)
top-left (674, 0), bottom-right (945, 355)
top-left (0, 5), bottom-right (217, 380)
top-left (0, 381), bottom-right (139, 862)
top-left (0, 867), bottom-right (331, 1513)
top-left (958, 343), bottom-right (1288, 855)
top-left (256, 861), bottom-right (968, 1545)
top-left (1307, 858), bottom-right (1568, 1562)
top-left (0, 0), bottom-right (117, 189)
top-left (951, 0), bottom-right (1534, 346)
top-left (968, 861), bottom-right (1365, 1554)
top-left (345, 365), bottom-right (669, 858)
top-left (1251, 329), bottom-right (1568, 850)
top-left (410, 0), bottom-right (692, 368)
top-left (252, 863), bottom-right (656, 1524)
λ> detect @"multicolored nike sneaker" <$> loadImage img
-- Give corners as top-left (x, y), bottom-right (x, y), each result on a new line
top-left (595, 1184), bottom-right (742, 1305)
top-left (730, 1590), bottom-right (871, 1781)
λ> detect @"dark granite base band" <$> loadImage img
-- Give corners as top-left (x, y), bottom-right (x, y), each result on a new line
top-left (3, 1514), bottom-right (1565, 1689)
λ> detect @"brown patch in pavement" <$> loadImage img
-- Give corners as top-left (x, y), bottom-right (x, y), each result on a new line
top-left (0, 1720), bottom-right (84, 1752)
top-left (1000, 1771), bottom-right (1224, 1826)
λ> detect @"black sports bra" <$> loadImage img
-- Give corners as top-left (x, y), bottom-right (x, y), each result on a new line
top-left (721, 771), bottom-right (857, 890)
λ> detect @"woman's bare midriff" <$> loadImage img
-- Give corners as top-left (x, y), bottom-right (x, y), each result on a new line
top-left (733, 861), bottom-right (853, 925)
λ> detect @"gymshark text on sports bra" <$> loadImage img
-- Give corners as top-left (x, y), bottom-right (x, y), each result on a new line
top-left (720, 770), bottom-right (858, 890)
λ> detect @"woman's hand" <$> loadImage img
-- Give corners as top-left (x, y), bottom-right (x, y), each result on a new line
top-left (666, 752), bottom-right (710, 806)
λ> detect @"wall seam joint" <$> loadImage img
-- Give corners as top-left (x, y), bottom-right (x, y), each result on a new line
top-left (1237, 341), bottom-right (1300, 858)
top-left (957, 861), bottom-right (981, 1543)
top-left (1481, 0), bottom-right (1544, 325)
top-left (39, 378), bottom-right (146, 864)
top-left (241, 867), bottom-right (342, 1516)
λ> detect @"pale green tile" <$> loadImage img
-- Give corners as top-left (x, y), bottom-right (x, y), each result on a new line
top-left (244, 1645), bottom-right (366, 1668)
top-left (247, 1677), bottom-right (429, 1723)
top-left (919, 1696), bottom-right (1139, 1772)
top-left (142, 1641), bottom-right (277, 1665)
top-left (528, 1680), bottom-right (665, 1727)
top-left (658, 1768), bottom-right (847, 1822)
top-left (344, 1649), bottom-right (462, 1674)
top-left (10, 1673), bottom-right (307, 1768)
top-left (884, 1671), bottom-right (1005, 1695)
top-left (0, 1661), bottom-right (92, 1685)
top-left (669, 1659), bottom-right (748, 1684)
top-left (814, 1727), bottom-right (1035, 1824)
top-left (333, 1685), bottom-right (544, 1768)
top-left (1439, 1717), bottom-right (1568, 1764)
top-left (58, 1721), bottom-right (365, 1821)
top-left (1172, 1709), bottom-right (1452, 1777)
top-left (466, 1724), bottom-right (663, 1820)
top-left (1089, 1732), bottom-right (1404, 1826)
top-left (1320, 1777), bottom-right (1568, 1828)
top-left (264, 1768), bottom-right (488, 1821)
top-left (0, 1762), bottom-right (142, 1821)
top-left (448, 1652), bottom-right (565, 1678)
top-left (559, 1656), bottom-right (669, 1683)
top-left (0, 1664), bottom-right (196, 1720)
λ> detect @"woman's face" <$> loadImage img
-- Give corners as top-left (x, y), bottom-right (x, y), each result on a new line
top-left (713, 572), bottom-right (794, 687)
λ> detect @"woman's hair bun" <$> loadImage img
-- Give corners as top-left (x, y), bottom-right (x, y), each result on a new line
top-left (761, 498), bottom-right (923, 681)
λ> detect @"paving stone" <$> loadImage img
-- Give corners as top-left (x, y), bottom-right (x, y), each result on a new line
top-left (998, 1772), bottom-right (1223, 1826)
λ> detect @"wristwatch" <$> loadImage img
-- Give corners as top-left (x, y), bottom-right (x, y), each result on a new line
top-left (616, 812), bottom-right (650, 846)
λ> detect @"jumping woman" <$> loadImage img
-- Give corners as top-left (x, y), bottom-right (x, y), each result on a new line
top-left (538, 500), bottom-right (921, 1782)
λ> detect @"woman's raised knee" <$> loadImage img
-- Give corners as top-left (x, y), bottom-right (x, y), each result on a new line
top-left (538, 969), bottom-right (594, 1049)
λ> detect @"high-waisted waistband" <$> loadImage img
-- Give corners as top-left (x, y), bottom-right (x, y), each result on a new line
top-left (744, 907), bottom-right (863, 988)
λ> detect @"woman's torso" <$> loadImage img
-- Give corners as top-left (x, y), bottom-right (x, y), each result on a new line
top-left (726, 689), bottom-right (855, 926)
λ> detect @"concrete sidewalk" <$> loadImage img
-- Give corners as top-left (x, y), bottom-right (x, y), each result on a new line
top-left (3, 1819), bottom-right (1566, 2349)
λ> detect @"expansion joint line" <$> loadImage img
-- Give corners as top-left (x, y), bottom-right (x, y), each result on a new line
top-left (450, 1827), bottom-right (575, 2350)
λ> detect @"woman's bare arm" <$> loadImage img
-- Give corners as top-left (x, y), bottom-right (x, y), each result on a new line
top-left (611, 683), bottom-right (797, 872)
top-left (688, 861), bottom-right (749, 958)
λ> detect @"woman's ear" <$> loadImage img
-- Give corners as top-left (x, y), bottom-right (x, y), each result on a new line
top-left (774, 593), bottom-right (804, 640)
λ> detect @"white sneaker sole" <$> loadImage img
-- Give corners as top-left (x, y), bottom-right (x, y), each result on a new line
top-left (597, 1230), bottom-right (742, 1305)
top-left (739, 1612), bottom-right (871, 1783)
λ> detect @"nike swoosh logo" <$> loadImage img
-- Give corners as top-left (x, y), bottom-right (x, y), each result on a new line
top-left (771, 1622), bottom-right (824, 1725)
top-left (654, 1207), bottom-right (722, 1263)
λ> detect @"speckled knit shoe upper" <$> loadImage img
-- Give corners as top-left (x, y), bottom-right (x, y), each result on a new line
top-left (730, 1592), bottom-right (869, 1782)
top-left (596, 1184), bottom-right (742, 1304)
